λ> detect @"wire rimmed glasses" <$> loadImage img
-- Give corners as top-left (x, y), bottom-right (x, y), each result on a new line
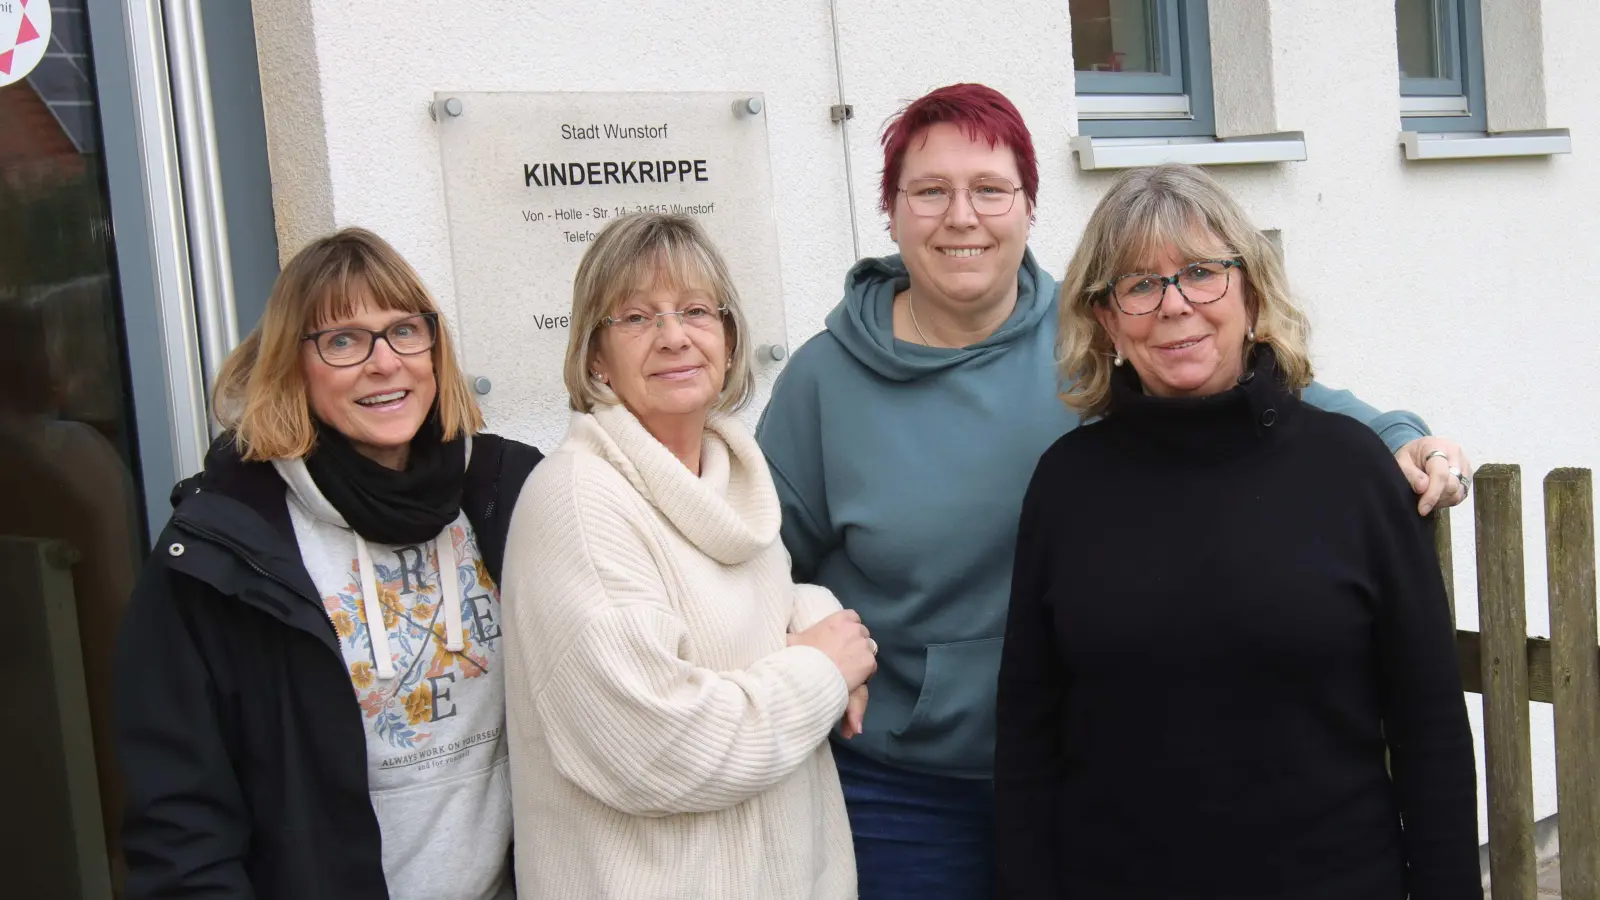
top-left (898, 177), bottom-right (1022, 217)
top-left (303, 313), bottom-right (438, 367)
top-left (1106, 259), bottom-right (1243, 316)
top-left (602, 302), bottom-right (729, 338)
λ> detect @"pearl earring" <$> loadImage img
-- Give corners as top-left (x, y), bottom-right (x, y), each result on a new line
top-left (1113, 350), bottom-right (1125, 367)
top-left (1247, 327), bottom-right (1256, 343)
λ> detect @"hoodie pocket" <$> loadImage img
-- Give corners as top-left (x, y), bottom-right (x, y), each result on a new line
top-left (371, 755), bottom-right (513, 899)
top-left (888, 637), bottom-right (1004, 772)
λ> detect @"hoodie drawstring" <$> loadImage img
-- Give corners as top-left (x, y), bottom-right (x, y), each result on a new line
top-left (437, 529), bottom-right (466, 653)
top-left (358, 527), bottom-right (467, 681)
top-left (355, 535), bottom-right (396, 680)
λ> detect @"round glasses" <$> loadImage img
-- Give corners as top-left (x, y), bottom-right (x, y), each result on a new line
top-left (602, 302), bottom-right (728, 338)
top-left (303, 313), bottom-right (438, 367)
top-left (1106, 259), bottom-right (1242, 316)
top-left (898, 177), bottom-right (1021, 217)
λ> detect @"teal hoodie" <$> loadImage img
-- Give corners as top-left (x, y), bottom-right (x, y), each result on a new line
top-left (756, 249), bottom-right (1430, 779)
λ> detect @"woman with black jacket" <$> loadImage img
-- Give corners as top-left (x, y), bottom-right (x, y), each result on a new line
top-left (994, 165), bottom-right (1479, 899)
top-left (114, 228), bottom-right (541, 900)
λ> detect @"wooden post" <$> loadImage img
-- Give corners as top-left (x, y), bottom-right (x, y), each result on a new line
top-left (1475, 464), bottom-right (1536, 900)
top-left (1546, 468), bottom-right (1600, 900)
top-left (1454, 630), bottom-right (1556, 704)
top-left (1433, 508), bottom-right (1456, 626)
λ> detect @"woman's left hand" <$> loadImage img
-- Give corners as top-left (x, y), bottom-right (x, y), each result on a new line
top-left (1395, 437), bottom-right (1474, 516)
top-left (839, 685), bottom-right (868, 739)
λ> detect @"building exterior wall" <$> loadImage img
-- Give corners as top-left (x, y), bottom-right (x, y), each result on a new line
top-left (250, 0), bottom-right (1600, 837)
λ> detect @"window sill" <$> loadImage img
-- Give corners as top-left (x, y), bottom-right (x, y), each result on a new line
top-left (1070, 133), bottom-right (1307, 171)
top-left (1399, 128), bottom-right (1572, 160)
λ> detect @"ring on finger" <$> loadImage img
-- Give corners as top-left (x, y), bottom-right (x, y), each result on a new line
top-left (1424, 449), bottom-right (1450, 465)
top-left (1449, 465), bottom-right (1470, 494)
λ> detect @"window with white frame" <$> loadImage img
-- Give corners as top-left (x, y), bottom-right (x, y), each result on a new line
top-left (1397, 0), bottom-right (1486, 132)
top-left (1071, 0), bottom-right (1215, 138)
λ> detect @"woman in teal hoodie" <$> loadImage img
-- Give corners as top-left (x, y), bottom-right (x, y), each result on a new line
top-left (754, 83), bottom-right (1472, 900)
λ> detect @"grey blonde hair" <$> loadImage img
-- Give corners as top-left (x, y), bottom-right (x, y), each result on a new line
top-left (1058, 163), bottom-right (1312, 419)
top-left (562, 213), bottom-right (756, 414)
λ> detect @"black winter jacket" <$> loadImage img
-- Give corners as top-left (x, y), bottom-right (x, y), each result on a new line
top-left (114, 434), bottom-right (541, 900)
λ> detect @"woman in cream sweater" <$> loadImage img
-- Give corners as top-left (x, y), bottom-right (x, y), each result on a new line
top-left (502, 213), bottom-right (875, 899)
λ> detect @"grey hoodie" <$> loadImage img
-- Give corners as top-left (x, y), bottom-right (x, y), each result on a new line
top-left (274, 453), bottom-right (515, 900)
top-left (756, 249), bottom-right (1429, 778)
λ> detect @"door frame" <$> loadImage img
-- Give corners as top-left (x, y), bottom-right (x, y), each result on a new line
top-left (87, 0), bottom-right (208, 539)
top-left (85, 0), bottom-right (279, 542)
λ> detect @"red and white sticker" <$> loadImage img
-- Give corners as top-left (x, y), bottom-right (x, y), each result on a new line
top-left (0, 0), bottom-right (52, 88)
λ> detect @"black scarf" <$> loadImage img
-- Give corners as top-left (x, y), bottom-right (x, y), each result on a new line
top-left (304, 416), bottom-right (466, 545)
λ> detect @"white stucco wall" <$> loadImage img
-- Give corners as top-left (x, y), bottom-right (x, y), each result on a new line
top-left (253, 0), bottom-right (1600, 839)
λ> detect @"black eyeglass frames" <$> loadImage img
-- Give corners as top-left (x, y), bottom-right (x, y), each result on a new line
top-left (302, 313), bottom-right (439, 367)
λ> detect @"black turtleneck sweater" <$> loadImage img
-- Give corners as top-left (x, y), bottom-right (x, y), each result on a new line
top-left (994, 348), bottom-right (1480, 900)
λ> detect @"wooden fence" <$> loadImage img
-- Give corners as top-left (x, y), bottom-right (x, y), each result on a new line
top-left (1437, 465), bottom-right (1599, 899)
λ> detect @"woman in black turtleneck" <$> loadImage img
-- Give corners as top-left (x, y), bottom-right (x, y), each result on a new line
top-left (994, 164), bottom-right (1479, 900)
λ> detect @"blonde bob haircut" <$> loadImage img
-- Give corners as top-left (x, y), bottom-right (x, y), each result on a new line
top-left (1058, 163), bottom-right (1312, 419)
top-left (213, 226), bottom-right (483, 460)
top-left (563, 212), bottom-right (756, 414)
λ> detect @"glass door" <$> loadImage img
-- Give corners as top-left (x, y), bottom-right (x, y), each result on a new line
top-left (0, 0), bottom-right (279, 893)
top-left (1, 1), bottom-right (142, 895)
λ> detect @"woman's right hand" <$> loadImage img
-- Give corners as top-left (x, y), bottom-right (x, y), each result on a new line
top-left (788, 610), bottom-right (877, 689)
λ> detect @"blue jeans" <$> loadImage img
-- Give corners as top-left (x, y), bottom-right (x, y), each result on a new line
top-left (832, 742), bottom-right (996, 900)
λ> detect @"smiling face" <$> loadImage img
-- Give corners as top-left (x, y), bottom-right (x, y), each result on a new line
top-left (300, 295), bottom-right (438, 470)
top-left (1094, 234), bottom-right (1253, 400)
top-left (889, 122), bottom-right (1032, 316)
top-left (589, 278), bottom-right (729, 436)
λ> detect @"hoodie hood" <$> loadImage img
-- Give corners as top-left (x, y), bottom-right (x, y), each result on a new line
top-left (822, 247), bottom-right (1059, 382)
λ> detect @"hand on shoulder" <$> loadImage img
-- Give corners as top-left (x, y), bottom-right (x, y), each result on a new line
top-left (1393, 437), bottom-right (1473, 516)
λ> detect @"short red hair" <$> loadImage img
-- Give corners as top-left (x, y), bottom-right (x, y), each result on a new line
top-left (879, 83), bottom-right (1040, 216)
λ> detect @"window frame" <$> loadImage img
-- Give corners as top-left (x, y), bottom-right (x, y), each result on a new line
top-left (1073, 1), bottom-right (1184, 96)
top-left (1074, 0), bottom-right (1216, 139)
top-left (1399, 0), bottom-right (1487, 133)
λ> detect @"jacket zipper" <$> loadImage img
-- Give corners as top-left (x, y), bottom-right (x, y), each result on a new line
top-left (173, 516), bottom-right (343, 652)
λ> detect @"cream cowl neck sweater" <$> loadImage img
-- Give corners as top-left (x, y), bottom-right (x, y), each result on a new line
top-left (503, 401), bottom-right (856, 899)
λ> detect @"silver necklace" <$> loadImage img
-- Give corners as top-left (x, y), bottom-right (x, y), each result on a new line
top-left (907, 294), bottom-right (936, 346)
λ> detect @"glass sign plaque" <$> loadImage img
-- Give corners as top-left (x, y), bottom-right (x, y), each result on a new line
top-left (433, 91), bottom-right (789, 449)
